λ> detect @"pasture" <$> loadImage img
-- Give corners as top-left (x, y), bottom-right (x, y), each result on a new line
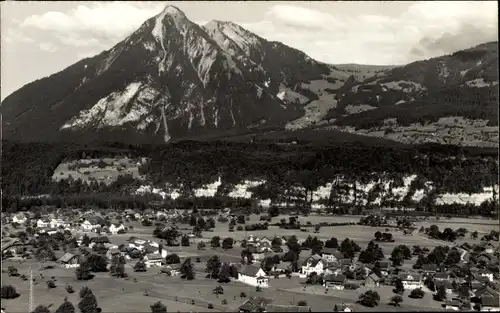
top-left (51, 157), bottom-right (145, 185)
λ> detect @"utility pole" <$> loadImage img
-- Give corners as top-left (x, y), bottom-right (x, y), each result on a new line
top-left (29, 266), bottom-right (34, 313)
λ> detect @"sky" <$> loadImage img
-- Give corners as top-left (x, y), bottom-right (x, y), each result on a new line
top-left (1, 1), bottom-right (498, 100)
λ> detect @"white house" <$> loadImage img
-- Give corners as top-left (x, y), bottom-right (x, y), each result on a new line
top-left (324, 274), bottom-right (347, 290)
top-left (50, 218), bottom-right (70, 229)
top-left (12, 213), bottom-right (27, 225)
top-left (81, 217), bottom-right (102, 231)
top-left (399, 273), bottom-right (423, 290)
top-left (238, 265), bottom-right (269, 287)
top-left (479, 270), bottom-right (495, 283)
top-left (109, 223), bottom-right (125, 234)
top-left (300, 254), bottom-right (325, 278)
top-left (37, 219), bottom-right (50, 228)
top-left (321, 248), bottom-right (344, 264)
top-left (144, 254), bottom-right (163, 268)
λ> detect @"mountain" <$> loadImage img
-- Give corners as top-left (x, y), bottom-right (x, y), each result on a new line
top-left (321, 42), bottom-right (499, 147)
top-left (1, 5), bottom-right (497, 147)
top-left (0, 6), bottom-right (344, 144)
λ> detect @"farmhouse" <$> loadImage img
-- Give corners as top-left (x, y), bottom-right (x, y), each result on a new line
top-left (238, 297), bottom-right (272, 313)
top-left (144, 253), bottom-right (163, 268)
top-left (109, 223), bottom-right (125, 234)
top-left (421, 264), bottom-right (438, 274)
top-left (164, 263), bottom-right (181, 276)
top-left (301, 254), bottom-right (325, 278)
top-left (238, 265), bottom-right (269, 287)
top-left (399, 273), bottom-right (423, 290)
top-left (50, 218), bottom-right (69, 228)
top-left (12, 213), bottom-right (27, 224)
top-left (321, 248), bottom-right (344, 263)
top-left (58, 253), bottom-right (81, 268)
top-left (324, 274), bottom-right (347, 290)
top-left (365, 273), bottom-right (381, 288)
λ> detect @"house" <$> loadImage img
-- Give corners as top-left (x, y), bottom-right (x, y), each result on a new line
top-left (247, 245), bottom-right (267, 261)
top-left (238, 297), bottom-right (272, 313)
top-left (144, 253), bottom-right (163, 268)
top-left (106, 248), bottom-right (122, 260)
top-left (324, 274), bottom-right (347, 290)
top-left (334, 304), bottom-right (353, 312)
top-left (259, 237), bottom-right (272, 247)
top-left (480, 242), bottom-right (495, 254)
top-left (128, 237), bottom-right (149, 250)
top-left (81, 217), bottom-right (103, 231)
top-left (263, 304), bottom-right (311, 312)
top-left (321, 248), bottom-right (344, 263)
top-left (37, 219), bottom-right (50, 228)
top-left (58, 253), bottom-right (81, 268)
top-left (399, 273), bottom-right (423, 290)
top-left (324, 265), bottom-right (342, 276)
top-left (481, 296), bottom-right (500, 311)
top-left (475, 286), bottom-right (500, 301)
top-left (109, 223), bottom-right (125, 234)
top-left (301, 254), bottom-right (325, 278)
top-left (124, 209), bottom-right (136, 218)
top-left (378, 261), bottom-right (390, 276)
top-left (272, 262), bottom-right (291, 274)
top-left (12, 213), bottom-right (27, 224)
top-left (50, 218), bottom-right (69, 228)
top-left (143, 243), bottom-right (168, 258)
top-left (471, 281), bottom-right (485, 292)
top-left (91, 236), bottom-right (110, 244)
top-left (435, 280), bottom-right (454, 294)
top-left (478, 269), bottom-right (495, 282)
top-left (164, 263), bottom-right (181, 276)
top-left (445, 299), bottom-right (462, 311)
top-left (44, 228), bottom-right (59, 235)
top-left (434, 272), bottom-right (450, 281)
top-left (238, 265), bottom-right (269, 287)
top-left (365, 273), bottom-right (381, 288)
top-left (421, 264), bottom-right (438, 274)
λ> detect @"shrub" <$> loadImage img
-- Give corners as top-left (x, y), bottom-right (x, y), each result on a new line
top-left (66, 284), bottom-right (75, 293)
top-left (208, 303), bottom-right (214, 309)
top-left (409, 288), bottom-right (425, 299)
top-left (297, 300), bottom-right (308, 306)
top-left (1, 285), bottom-right (20, 299)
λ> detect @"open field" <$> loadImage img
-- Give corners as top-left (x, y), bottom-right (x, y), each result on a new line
top-left (51, 157), bottom-right (145, 185)
top-left (2, 258), bottom-right (438, 312)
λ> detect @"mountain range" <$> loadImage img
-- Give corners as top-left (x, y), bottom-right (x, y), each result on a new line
top-left (1, 6), bottom-right (498, 147)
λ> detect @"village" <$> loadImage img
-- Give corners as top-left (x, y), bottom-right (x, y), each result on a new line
top-left (1, 206), bottom-right (499, 313)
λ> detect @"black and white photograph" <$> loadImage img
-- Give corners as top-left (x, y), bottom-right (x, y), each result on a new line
top-left (1, 1), bottom-right (499, 312)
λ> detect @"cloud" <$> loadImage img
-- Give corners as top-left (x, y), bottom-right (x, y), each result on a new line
top-left (239, 1), bottom-right (498, 65)
top-left (3, 28), bottom-right (35, 44)
top-left (39, 42), bottom-right (58, 52)
top-left (20, 2), bottom-right (164, 49)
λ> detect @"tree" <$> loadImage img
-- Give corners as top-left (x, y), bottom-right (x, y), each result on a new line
top-left (180, 258), bottom-right (195, 280)
top-left (110, 255), bottom-right (126, 278)
top-left (56, 297), bottom-right (75, 313)
top-left (211, 236), bottom-right (221, 248)
top-left (358, 290), bottom-right (380, 307)
top-left (333, 304), bottom-right (339, 312)
top-left (409, 288), bottom-right (425, 299)
top-left (394, 279), bottom-right (404, 294)
top-left (390, 295), bottom-right (403, 307)
top-left (297, 300), bottom-right (308, 306)
top-left (434, 285), bottom-right (446, 302)
top-left (181, 235), bottom-right (190, 247)
top-left (222, 238), bottom-right (234, 250)
top-left (166, 254), bottom-right (180, 264)
top-left (206, 256), bottom-right (222, 279)
top-left (76, 265), bottom-right (92, 280)
top-left (150, 301), bottom-right (167, 313)
top-left (47, 279), bottom-right (57, 289)
top-left (8, 266), bottom-right (19, 277)
top-left (66, 284), bottom-right (75, 293)
top-left (85, 254), bottom-right (108, 272)
top-left (78, 288), bottom-right (99, 313)
top-left (314, 225), bottom-right (321, 233)
top-left (471, 231), bottom-right (478, 239)
top-left (218, 263), bottom-right (232, 283)
top-left (237, 215), bottom-right (246, 224)
top-left (1, 285), bottom-right (20, 299)
top-left (374, 231), bottom-right (382, 241)
top-left (33, 305), bottom-right (51, 313)
top-left (325, 237), bottom-right (338, 249)
top-left (134, 261), bottom-right (147, 272)
top-left (197, 242), bottom-right (206, 250)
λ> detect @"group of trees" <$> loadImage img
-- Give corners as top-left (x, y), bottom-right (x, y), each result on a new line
top-left (2, 140), bottom-right (497, 217)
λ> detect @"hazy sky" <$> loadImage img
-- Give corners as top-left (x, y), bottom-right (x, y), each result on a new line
top-left (1, 1), bottom-right (498, 100)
